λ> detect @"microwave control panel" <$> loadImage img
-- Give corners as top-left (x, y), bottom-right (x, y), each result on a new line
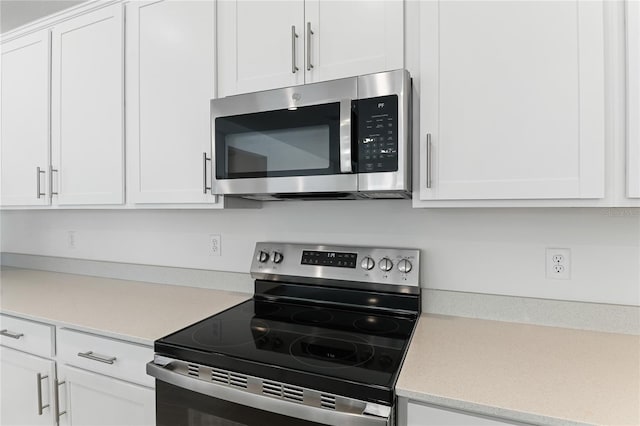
top-left (357, 95), bottom-right (398, 173)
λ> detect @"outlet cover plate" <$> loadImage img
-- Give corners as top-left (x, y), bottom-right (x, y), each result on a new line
top-left (546, 248), bottom-right (571, 280)
top-left (209, 234), bottom-right (221, 256)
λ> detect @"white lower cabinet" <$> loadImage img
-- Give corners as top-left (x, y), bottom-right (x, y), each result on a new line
top-left (0, 347), bottom-right (56, 426)
top-left (402, 400), bottom-right (524, 426)
top-left (0, 315), bottom-right (155, 426)
top-left (56, 328), bottom-right (155, 426)
top-left (57, 364), bottom-right (155, 426)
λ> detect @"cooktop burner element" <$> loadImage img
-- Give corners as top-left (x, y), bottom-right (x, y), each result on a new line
top-left (353, 316), bottom-right (401, 334)
top-left (152, 242), bottom-right (421, 411)
top-left (190, 318), bottom-right (270, 348)
top-left (290, 332), bottom-right (375, 369)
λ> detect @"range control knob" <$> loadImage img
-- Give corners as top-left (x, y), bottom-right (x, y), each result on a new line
top-left (257, 251), bottom-right (269, 263)
top-left (272, 252), bottom-right (283, 264)
top-left (360, 256), bottom-right (375, 270)
top-left (379, 258), bottom-right (393, 272)
top-left (398, 259), bottom-right (413, 274)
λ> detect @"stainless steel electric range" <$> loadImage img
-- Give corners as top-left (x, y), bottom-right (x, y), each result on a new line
top-left (147, 242), bottom-right (420, 426)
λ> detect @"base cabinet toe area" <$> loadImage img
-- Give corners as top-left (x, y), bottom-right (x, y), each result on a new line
top-left (0, 314), bottom-right (155, 426)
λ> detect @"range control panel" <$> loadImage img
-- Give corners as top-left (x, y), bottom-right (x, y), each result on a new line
top-left (356, 95), bottom-right (399, 174)
top-left (250, 242), bottom-right (420, 289)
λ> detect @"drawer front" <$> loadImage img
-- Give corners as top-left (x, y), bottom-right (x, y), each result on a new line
top-left (0, 314), bottom-right (54, 358)
top-left (58, 328), bottom-right (154, 388)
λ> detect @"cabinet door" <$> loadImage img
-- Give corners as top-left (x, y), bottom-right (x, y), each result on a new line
top-left (51, 4), bottom-right (124, 205)
top-left (0, 30), bottom-right (51, 207)
top-left (419, 1), bottom-right (605, 201)
top-left (304, 0), bottom-right (403, 83)
top-left (58, 364), bottom-right (155, 426)
top-left (217, 0), bottom-right (304, 97)
top-left (127, 0), bottom-right (218, 204)
top-left (0, 347), bottom-right (56, 426)
top-left (627, 0), bottom-right (640, 198)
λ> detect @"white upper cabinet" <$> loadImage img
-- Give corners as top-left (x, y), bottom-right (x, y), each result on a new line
top-left (0, 30), bottom-right (51, 207)
top-left (304, 0), bottom-right (403, 84)
top-left (51, 4), bottom-right (124, 205)
top-left (218, 0), bottom-right (403, 97)
top-left (417, 0), bottom-right (605, 202)
top-left (218, 0), bottom-right (304, 96)
top-left (127, 0), bottom-right (218, 205)
top-left (627, 0), bottom-right (640, 198)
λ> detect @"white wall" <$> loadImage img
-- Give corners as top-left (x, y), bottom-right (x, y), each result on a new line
top-left (1, 203), bottom-right (639, 306)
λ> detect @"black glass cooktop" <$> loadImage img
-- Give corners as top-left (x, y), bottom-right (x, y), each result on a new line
top-left (155, 297), bottom-right (417, 404)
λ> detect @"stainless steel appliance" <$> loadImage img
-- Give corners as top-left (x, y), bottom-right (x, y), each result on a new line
top-left (210, 70), bottom-right (412, 200)
top-left (147, 242), bottom-right (421, 426)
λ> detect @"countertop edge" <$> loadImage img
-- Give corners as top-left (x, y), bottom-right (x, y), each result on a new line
top-left (0, 308), bottom-right (157, 347)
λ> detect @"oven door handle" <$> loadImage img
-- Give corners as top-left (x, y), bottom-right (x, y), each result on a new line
top-left (339, 99), bottom-right (353, 174)
top-left (147, 361), bottom-right (390, 426)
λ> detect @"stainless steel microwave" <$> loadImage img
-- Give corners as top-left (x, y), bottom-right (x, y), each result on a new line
top-left (210, 69), bottom-right (411, 201)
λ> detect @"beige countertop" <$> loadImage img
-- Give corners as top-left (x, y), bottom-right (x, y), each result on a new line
top-left (0, 268), bottom-right (250, 345)
top-left (3, 269), bottom-right (639, 425)
top-left (397, 314), bottom-right (640, 426)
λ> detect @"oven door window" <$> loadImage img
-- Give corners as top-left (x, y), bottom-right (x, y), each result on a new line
top-left (215, 103), bottom-right (343, 179)
top-left (156, 381), bottom-right (327, 426)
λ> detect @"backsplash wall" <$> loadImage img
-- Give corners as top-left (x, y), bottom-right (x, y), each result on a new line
top-left (1, 203), bottom-right (639, 306)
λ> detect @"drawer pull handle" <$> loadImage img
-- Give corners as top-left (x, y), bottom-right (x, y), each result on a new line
top-left (55, 380), bottom-right (67, 421)
top-left (78, 351), bottom-right (117, 364)
top-left (0, 329), bottom-right (24, 339)
top-left (36, 373), bottom-right (50, 415)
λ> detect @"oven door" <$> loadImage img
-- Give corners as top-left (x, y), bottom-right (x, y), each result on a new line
top-left (211, 78), bottom-right (357, 198)
top-left (148, 361), bottom-right (392, 426)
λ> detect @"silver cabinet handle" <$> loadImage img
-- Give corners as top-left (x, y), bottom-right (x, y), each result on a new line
top-left (203, 152), bottom-right (211, 194)
top-left (36, 373), bottom-right (50, 415)
top-left (77, 351), bottom-right (117, 364)
top-left (36, 167), bottom-right (45, 198)
top-left (291, 25), bottom-right (299, 74)
top-left (306, 22), bottom-right (314, 71)
top-left (426, 133), bottom-right (432, 189)
top-left (49, 166), bottom-right (58, 198)
top-left (55, 379), bottom-right (67, 421)
top-left (339, 99), bottom-right (352, 173)
top-left (0, 329), bottom-right (24, 339)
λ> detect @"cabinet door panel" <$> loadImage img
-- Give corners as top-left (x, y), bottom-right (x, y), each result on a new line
top-left (0, 30), bottom-right (50, 206)
top-left (127, 0), bottom-right (217, 204)
top-left (51, 4), bottom-right (124, 205)
top-left (305, 0), bottom-right (403, 83)
top-left (218, 0), bottom-right (304, 96)
top-left (628, 0), bottom-right (640, 198)
top-left (419, 1), bottom-right (605, 201)
top-left (0, 347), bottom-right (56, 426)
top-left (58, 364), bottom-right (155, 426)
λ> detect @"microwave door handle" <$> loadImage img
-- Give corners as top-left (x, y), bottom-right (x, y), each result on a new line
top-left (339, 99), bottom-right (352, 173)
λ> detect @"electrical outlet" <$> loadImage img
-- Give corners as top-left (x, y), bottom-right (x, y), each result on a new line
top-left (546, 248), bottom-right (571, 280)
top-left (209, 234), bottom-right (221, 256)
top-left (67, 231), bottom-right (76, 249)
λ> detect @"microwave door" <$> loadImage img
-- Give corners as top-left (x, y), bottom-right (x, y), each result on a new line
top-left (212, 95), bottom-right (357, 197)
